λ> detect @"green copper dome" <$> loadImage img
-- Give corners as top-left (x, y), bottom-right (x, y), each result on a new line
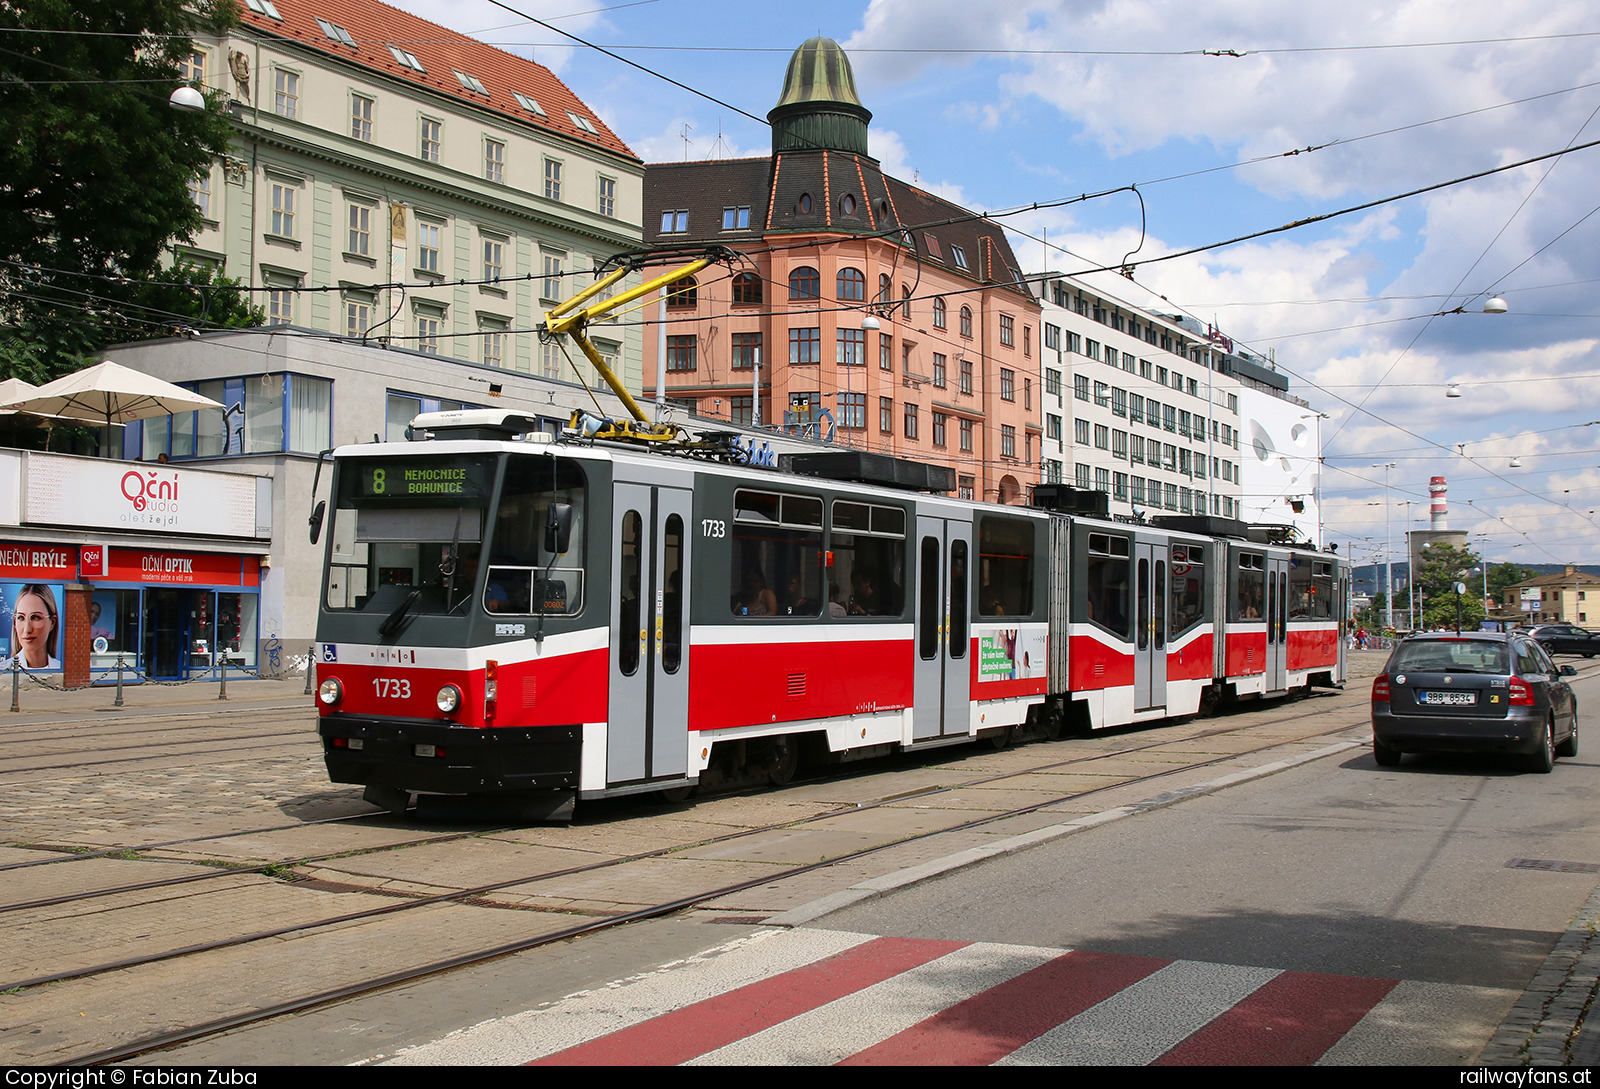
top-left (769, 37), bottom-right (872, 156)
top-left (774, 37), bottom-right (864, 110)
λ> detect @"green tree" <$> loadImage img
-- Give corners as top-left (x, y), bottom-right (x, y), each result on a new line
top-left (1414, 543), bottom-right (1489, 630)
top-left (1486, 561), bottom-right (1534, 610)
top-left (0, 0), bottom-right (247, 380)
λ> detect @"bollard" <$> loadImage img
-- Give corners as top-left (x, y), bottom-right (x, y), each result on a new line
top-left (9, 657), bottom-right (17, 713)
top-left (217, 655), bottom-right (228, 701)
top-left (304, 644), bottom-right (316, 697)
top-left (114, 655), bottom-right (125, 708)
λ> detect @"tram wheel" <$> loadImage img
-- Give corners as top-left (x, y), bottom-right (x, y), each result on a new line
top-left (1197, 686), bottom-right (1220, 718)
top-left (656, 784), bottom-right (694, 804)
top-left (767, 735), bottom-right (800, 786)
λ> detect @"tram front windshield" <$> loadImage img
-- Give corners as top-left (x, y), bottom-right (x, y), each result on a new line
top-left (323, 454), bottom-right (495, 618)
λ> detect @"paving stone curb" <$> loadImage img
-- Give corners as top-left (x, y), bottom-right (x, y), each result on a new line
top-left (1478, 881), bottom-right (1600, 1066)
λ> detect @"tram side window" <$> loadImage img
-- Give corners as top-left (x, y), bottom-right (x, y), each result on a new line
top-left (1311, 560), bottom-right (1334, 620)
top-left (1169, 544), bottom-right (1206, 637)
top-left (833, 500), bottom-right (906, 618)
top-left (1083, 533), bottom-right (1130, 638)
top-left (978, 515), bottom-right (1035, 618)
top-left (1234, 552), bottom-right (1265, 620)
top-left (731, 490), bottom-right (822, 618)
top-left (485, 455), bottom-right (587, 615)
top-left (1288, 558), bottom-right (1313, 620)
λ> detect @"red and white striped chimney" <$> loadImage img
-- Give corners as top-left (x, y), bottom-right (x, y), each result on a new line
top-left (1429, 475), bottom-right (1448, 529)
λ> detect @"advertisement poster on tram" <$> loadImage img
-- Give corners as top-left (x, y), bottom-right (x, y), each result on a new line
top-left (0, 581), bottom-right (63, 673)
top-left (978, 628), bottom-right (1047, 682)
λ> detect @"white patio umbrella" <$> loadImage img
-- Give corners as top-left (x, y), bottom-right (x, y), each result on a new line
top-left (0, 360), bottom-right (223, 428)
top-left (0, 378), bottom-right (40, 416)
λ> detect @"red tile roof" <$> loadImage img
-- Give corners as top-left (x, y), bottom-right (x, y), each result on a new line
top-left (237, 0), bottom-right (638, 161)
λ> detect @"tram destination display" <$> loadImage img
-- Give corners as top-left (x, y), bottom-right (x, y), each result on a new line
top-left (348, 457), bottom-right (494, 503)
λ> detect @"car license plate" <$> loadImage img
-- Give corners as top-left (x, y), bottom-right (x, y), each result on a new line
top-left (1421, 691), bottom-right (1475, 706)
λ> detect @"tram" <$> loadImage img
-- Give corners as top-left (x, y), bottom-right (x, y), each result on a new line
top-left (311, 413), bottom-right (1347, 819)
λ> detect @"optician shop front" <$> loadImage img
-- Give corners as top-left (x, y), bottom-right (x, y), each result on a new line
top-left (0, 452), bottom-right (272, 683)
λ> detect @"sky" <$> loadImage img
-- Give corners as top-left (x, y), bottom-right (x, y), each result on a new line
top-left (386, 0), bottom-right (1600, 569)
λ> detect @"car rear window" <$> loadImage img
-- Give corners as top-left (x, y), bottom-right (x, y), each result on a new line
top-left (1390, 640), bottom-right (1509, 674)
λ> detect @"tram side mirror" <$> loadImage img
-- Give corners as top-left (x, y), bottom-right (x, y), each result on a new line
top-left (544, 503), bottom-right (573, 555)
top-left (309, 500), bottom-right (327, 545)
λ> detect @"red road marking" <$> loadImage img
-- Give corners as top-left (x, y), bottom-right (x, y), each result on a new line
top-left (1154, 970), bottom-right (1399, 1066)
top-left (530, 936), bottom-right (966, 1066)
top-left (839, 949), bottom-right (1172, 1066)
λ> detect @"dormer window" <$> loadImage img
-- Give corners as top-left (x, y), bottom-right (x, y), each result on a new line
top-left (660, 209), bottom-right (688, 233)
top-left (950, 244), bottom-right (968, 270)
top-left (388, 46), bottom-right (425, 72)
top-left (315, 17), bottom-right (356, 47)
top-left (567, 111), bottom-right (598, 134)
top-left (513, 91), bottom-right (546, 116)
top-left (453, 70), bottom-right (488, 95)
top-left (840, 193), bottom-right (856, 216)
top-left (798, 193), bottom-right (812, 214)
top-left (925, 233), bottom-right (943, 260)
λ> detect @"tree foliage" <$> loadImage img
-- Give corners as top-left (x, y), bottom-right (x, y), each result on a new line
top-left (0, 0), bottom-right (251, 380)
top-left (1412, 542), bottom-right (1488, 630)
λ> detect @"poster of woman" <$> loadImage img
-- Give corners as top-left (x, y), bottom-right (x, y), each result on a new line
top-left (0, 583), bottom-right (62, 672)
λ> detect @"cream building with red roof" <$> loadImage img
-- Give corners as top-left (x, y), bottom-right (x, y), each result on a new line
top-left (176, 0), bottom-right (643, 389)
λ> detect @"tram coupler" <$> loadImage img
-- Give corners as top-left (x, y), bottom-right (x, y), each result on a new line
top-left (363, 784), bottom-right (411, 817)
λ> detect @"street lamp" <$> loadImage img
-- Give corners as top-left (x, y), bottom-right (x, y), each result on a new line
top-left (1373, 462), bottom-right (1397, 630)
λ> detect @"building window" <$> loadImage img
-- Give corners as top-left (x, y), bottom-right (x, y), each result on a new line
top-left (959, 474), bottom-right (975, 500)
top-left (1112, 388), bottom-right (1127, 417)
top-left (1001, 369), bottom-right (1015, 402)
top-left (273, 68), bottom-right (298, 119)
top-left (660, 209), bottom-right (687, 233)
top-left (1075, 419), bottom-right (1090, 445)
top-left (837, 267), bottom-right (866, 301)
top-left (416, 313), bottom-right (440, 354)
top-left (1002, 425), bottom-right (1016, 458)
top-left (345, 297), bottom-right (370, 338)
top-left (732, 272), bottom-right (762, 304)
top-left (878, 273), bottom-right (892, 307)
top-left (901, 285), bottom-right (911, 320)
top-left (838, 392), bottom-right (865, 430)
top-left (722, 205), bottom-right (751, 230)
top-left (1024, 325), bottom-right (1031, 356)
top-left (1074, 375), bottom-right (1090, 401)
top-left (1000, 314), bottom-right (1014, 347)
top-left (1076, 464), bottom-right (1091, 489)
top-left (837, 328), bottom-right (865, 366)
top-left (879, 397), bottom-right (893, 434)
top-left (417, 220), bottom-right (441, 274)
top-left (666, 335), bottom-right (696, 371)
top-left (960, 306), bottom-right (973, 338)
top-left (960, 417), bottom-right (973, 452)
top-left (1094, 381), bottom-right (1109, 408)
top-left (543, 158), bottom-right (562, 201)
top-left (482, 237), bottom-right (503, 282)
top-left (1112, 430), bottom-right (1128, 459)
top-left (1094, 424), bottom-right (1109, 450)
top-left (904, 402), bottom-right (918, 440)
top-left (542, 254), bottom-right (562, 301)
top-left (481, 325), bottom-right (505, 368)
top-left (731, 332), bottom-right (761, 370)
top-left (266, 278), bottom-right (296, 326)
top-left (932, 297), bottom-right (946, 329)
top-left (347, 202), bottom-right (371, 256)
top-left (932, 354), bottom-right (946, 388)
top-left (789, 266), bottom-right (820, 299)
top-left (731, 396), bottom-right (756, 426)
top-left (352, 96), bottom-right (374, 143)
top-left (484, 139), bottom-right (505, 183)
top-left (188, 170), bottom-right (211, 218)
top-left (597, 176), bottom-right (616, 217)
top-left (179, 49), bottom-right (205, 84)
top-left (1046, 368), bottom-right (1061, 396)
top-left (1096, 467), bottom-right (1111, 494)
top-left (880, 333), bottom-right (893, 371)
top-left (420, 118), bottom-right (441, 163)
top-left (665, 275), bottom-right (697, 308)
top-left (270, 181), bottom-right (296, 237)
top-left (950, 245), bottom-right (968, 270)
top-left (1047, 415), bottom-right (1061, 441)
top-left (933, 412), bottom-right (947, 448)
top-left (790, 327), bottom-right (821, 364)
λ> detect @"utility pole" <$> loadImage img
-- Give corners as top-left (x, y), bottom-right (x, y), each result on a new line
top-left (1374, 462), bottom-right (1397, 630)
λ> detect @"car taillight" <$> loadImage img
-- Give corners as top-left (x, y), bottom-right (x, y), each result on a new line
top-left (1372, 673), bottom-right (1390, 702)
top-left (1509, 676), bottom-right (1535, 706)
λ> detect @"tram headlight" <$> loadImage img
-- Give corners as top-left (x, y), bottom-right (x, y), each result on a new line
top-left (436, 684), bottom-right (462, 714)
top-left (317, 678), bottom-right (343, 707)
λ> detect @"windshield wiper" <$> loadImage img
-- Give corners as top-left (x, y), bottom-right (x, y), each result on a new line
top-left (377, 589), bottom-right (421, 638)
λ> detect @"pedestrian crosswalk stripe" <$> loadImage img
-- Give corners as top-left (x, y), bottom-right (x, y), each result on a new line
top-left (386, 927), bottom-right (1402, 1067)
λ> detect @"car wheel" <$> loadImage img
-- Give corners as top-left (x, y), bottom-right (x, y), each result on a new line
top-left (1556, 711), bottom-right (1579, 758)
top-left (1528, 717), bottom-right (1556, 774)
top-left (1373, 739), bottom-right (1402, 767)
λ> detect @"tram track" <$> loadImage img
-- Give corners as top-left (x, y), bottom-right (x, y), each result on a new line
top-left (1, 691), bottom-right (1350, 910)
top-left (14, 704), bottom-right (1372, 1064)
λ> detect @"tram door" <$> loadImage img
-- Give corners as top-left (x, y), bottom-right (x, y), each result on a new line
top-left (1264, 554), bottom-right (1289, 694)
top-left (607, 480), bottom-right (692, 785)
top-left (1133, 541), bottom-right (1167, 712)
top-left (913, 516), bottom-right (972, 741)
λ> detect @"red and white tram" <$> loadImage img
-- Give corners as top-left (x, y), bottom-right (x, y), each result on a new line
top-left (312, 410), bottom-right (1346, 818)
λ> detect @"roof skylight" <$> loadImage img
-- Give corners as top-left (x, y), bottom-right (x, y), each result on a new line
top-left (566, 111), bottom-right (598, 134)
top-left (315, 17), bottom-right (357, 48)
top-left (243, 0), bottom-right (283, 19)
top-left (513, 91), bottom-right (545, 116)
top-left (453, 69), bottom-right (488, 95)
top-left (388, 46), bottom-right (425, 72)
